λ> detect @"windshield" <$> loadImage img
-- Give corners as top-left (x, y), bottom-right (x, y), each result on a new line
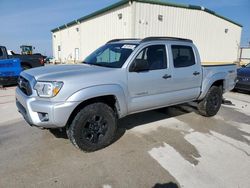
top-left (83, 43), bottom-right (138, 68)
top-left (246, 63), bottom-right (250, 68)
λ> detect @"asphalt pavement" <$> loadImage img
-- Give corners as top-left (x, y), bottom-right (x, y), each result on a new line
top-left (0, 86), bottom-right (249, 188)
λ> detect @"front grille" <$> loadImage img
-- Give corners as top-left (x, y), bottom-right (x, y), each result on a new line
top-left (18, 76), bottom-right (32, 96)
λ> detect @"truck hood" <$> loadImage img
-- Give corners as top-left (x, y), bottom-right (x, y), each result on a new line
top-left (23, 64), bottom-right (113, 81)
top-left (21, 64), bottom-right (126, 102)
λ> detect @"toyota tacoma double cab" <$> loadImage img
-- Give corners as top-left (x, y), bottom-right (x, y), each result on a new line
top-left (16, 37), bottom-right (237, 151)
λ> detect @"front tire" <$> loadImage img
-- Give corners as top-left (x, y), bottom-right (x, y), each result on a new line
top-left (198, 86), bottom-right (222, 117)
top-left (67, 103), bottom-right (117, 152)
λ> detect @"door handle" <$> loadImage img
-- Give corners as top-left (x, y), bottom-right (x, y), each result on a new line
top-left (162, 74), bottom-right (172, 79)
top-left (193, 71), bottom-right (200, 76)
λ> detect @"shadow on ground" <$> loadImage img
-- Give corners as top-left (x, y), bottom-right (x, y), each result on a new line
top-left (0, 84), bottom-right (17, 89)
top-left (232, 89), bottom-right (250, 95)
top-left (48, 102), bottom-right (194, 141)
top-left (152, 182), bottom-right (179, 188)
top-left (48, 98), bottom-right (250, 156)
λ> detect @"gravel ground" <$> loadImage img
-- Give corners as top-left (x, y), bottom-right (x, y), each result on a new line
top-left (0, 87), bottom-right (249, 188)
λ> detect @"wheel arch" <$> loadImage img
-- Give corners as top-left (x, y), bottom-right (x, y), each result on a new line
top-left (211, 79), bottom-right (224, 89)
top-left (65, 84), bottom-right (128, 128)
top-left (66, 95), bottom-right (119, 129)
top-left (199, 72), bottom-right (226, 100)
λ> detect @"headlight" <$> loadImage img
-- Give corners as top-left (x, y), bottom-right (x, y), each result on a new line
top-left (34, 81), bottom-right (63, 98)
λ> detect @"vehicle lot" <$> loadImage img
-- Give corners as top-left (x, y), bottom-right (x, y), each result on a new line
top-left (0, 87), bottom-right (249, 188)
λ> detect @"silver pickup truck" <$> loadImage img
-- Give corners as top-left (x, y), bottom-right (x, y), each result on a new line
top-left (16, 37), bottom-right (237, 151)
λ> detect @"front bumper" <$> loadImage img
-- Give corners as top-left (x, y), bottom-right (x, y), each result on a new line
top-left (15, 87), bottom-right (80, 128)
top-left (235, 81), bottom-right (250, 91)
top-left (235, 82), bottom-right (250, 91)
top-left (0, 76), bottom-right (18, 86)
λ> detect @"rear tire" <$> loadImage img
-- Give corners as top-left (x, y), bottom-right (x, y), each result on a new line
top-left (198, 86), bottom-right (222, 117)
top-left (67, 103), bottom-right (117, 152)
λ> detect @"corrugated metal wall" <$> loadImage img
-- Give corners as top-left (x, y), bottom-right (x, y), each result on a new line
top-left (53, 25), bottom-right (81, 62)
top-left (52, 1), bottom-right (242, 64)
top-left (52, 4), bottom-right (132, 62)
top-left (133, 2), bottom-right (242, 63)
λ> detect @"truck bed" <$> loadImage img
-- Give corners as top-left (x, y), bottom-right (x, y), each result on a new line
top-left (200, 64), bottom-right (237, 98)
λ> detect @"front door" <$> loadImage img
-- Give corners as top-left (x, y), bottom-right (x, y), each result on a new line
top-left (127, 44), bottom-right (173, 113)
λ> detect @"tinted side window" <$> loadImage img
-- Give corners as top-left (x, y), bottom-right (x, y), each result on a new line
top-left (134, 45), bottom-right (167, 70)
top-left (172, 45), bottom-right (195, 68)
top-left (0, 48), bottom-right (4, 60)
top-left (0, 48), bottom-right (3, 57)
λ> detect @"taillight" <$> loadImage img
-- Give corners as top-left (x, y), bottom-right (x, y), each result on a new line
top-left (39, 58), bottom-right (44, 65)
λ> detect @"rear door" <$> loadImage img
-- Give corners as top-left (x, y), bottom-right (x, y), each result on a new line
top-left (169, 44), bottom-right (202, 100)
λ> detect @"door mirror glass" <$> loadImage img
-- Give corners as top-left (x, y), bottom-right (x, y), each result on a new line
top-left (131, 59), bottom-right (149, 72)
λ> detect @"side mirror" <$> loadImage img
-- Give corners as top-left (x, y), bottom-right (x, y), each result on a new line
top-left (130, 59), bottom-right (149, 72)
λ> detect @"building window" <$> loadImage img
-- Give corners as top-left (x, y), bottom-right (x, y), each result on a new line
top-left (118, 13), bottom-right (122, 20)
top-left (158, 15), bottom-right (163, 21)
top-left (76, 27), bottom-right (79, 32)
top-left (58, 45), bottom-right (61, 51)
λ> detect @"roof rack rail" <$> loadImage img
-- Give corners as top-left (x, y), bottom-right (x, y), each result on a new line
top-left (107, 38), bottom-right (141, 43)
top-left (141, 37), bottom-right (193, 43)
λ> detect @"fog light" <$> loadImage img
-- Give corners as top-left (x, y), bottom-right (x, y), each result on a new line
top-left (38, 112), bottom-right (49, 122)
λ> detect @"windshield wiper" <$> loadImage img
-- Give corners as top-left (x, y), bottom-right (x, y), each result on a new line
top-left (82, 62), bottom-right (115, 68)
top-left (89, 63), bottom-right (103, 67)
top-left (82, 62), bottom-right (98, 66)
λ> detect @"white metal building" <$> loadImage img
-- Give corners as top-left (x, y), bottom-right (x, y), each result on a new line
top-left (51, 0), bottom-right (242, 64)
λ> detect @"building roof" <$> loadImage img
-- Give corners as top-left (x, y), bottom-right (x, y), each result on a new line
top-left (51, 0), bottom-right (242, 33)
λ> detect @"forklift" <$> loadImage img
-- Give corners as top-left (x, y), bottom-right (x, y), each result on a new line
top-left (20, 45), bottom-right (35, 55)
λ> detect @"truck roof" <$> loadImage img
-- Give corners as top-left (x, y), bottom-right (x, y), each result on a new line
top-left (107, 37), bottom-right (193, 44)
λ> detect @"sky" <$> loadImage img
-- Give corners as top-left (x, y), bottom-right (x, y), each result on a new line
top-left (0, 0), bottom-right (249, 56)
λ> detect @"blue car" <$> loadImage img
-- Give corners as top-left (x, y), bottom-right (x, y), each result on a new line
top-left (0, 46), bottom-right (22, 86)
top-left (235, 63), bottom-right (250, 92)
